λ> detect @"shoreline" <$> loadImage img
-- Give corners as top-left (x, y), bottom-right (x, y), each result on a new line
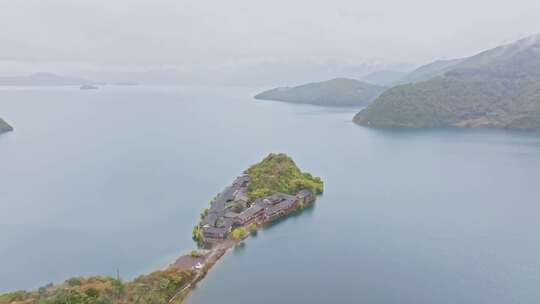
top-left (166, 241), bottom-right (236, 303)
top-left (167, 155), bottom-right (322, 303)
top-left (0, 154), bottom-right (323, 304)
top-left (166, 197), bottom-right (316, 303)
top-left (164, 220), bottom-right (271, 302)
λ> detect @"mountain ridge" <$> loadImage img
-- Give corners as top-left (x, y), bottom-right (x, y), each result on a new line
top-left (354, 34), bottom-right (540, 131)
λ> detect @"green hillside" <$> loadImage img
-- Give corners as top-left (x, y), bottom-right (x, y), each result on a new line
top-left (354, 34), bottom-right (540, 131)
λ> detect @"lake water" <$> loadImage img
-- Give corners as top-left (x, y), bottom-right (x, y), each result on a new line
top-left (1, 86), bottom-right (540, 303)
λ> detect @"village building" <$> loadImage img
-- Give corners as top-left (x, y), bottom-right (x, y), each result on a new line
top-left (296, 189), bottom-right (315, 205)
top-left (201, 212), bottom-right (218, 227)
top-left (200, 175), bottom-right (251, 240)
top-left (264, 194), bottom-right (299, 221)
top-left (224, 211), bottom-right (240, 219)
top-left (234, 204), bottom-right (265, 226)
top-left (199, 172), bottom-right (316, 241)
top-left (201, 226), bottom-right (228, 239)
top-left (201, 217), bottom-right (234, 240)
top-left (263, 192), bottom-right (297, 206)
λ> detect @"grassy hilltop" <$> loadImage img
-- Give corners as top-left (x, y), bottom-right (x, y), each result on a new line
top-left (246, 153), bottom-right (324, 199)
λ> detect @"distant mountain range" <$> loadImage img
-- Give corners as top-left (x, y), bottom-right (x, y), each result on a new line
top-left (0, 118), bottom-right (13, 133)
top-left (0, 73), bottom-right (100, 86)
top-left (254, 78), bottom-right (386, 107)
top-left (354, 34), bottom-right (540, 131)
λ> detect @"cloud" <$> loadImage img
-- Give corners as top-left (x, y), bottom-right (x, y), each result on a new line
top-left (1, 0), bottom-right (539, 84)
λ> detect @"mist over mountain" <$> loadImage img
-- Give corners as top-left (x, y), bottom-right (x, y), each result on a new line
top-left (395, 58), bottom-right (464, 84)
top-left (361, 70), bottom-right (409, 86)
top-left (354, 34), bottom-right (540, 131)
top-left (2, 0), bottom-right (538, 87)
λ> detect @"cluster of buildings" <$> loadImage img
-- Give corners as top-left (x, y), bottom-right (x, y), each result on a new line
top-left (199, 174), bottom-right (315, 242)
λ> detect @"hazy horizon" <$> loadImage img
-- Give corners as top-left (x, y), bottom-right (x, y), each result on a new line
top-left (2, 0), bottom-right (540, 85)
top-left (3, 2), bottom-right (540, 302)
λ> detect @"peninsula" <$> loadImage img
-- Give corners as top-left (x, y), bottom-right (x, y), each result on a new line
top-left (192, 153), bottom-right (323, 244)
top-left (255, 78), bottom-right (386, 107)
top-left (0, 118), bottom-right (13, 133)
top-left (0, 153), bottom-right (323, 304)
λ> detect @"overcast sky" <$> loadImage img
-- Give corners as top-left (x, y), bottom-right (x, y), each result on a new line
top-left (1, 0), bottom-right (540, 84)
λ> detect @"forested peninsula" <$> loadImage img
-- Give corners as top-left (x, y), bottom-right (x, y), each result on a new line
top-left (0, 153), bottom-right (323, 304)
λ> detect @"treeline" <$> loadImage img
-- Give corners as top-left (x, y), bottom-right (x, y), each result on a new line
top-left (0, 268), bottom-right (195, 304)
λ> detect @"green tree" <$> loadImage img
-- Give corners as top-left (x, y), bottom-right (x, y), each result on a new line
top-left (231, 228), bottom-right (247, 240)
top-left (65, 277), bottom-right (82, 287)
top-left (200, 208), bottom-right (209, 219)
top-left (192, 226), bottom-right (202, 243)
top-left (248, 223), bottom-right (258, 235)
top-left (84, 287), bottom-right (100, 299)
top-left (111, 279), bottom-right (125, 299)
top-left (246, 153), bottom-right (323, 199)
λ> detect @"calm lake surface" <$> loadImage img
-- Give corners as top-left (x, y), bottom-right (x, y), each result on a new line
top-left (1, 86), bottom-right (540, 303)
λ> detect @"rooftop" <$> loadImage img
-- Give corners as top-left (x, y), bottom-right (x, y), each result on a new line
top-left (237, 204), bottom-right (264, 222)
top-left (224, 212), bottom-right (240, 218)
top-left (297, 189), bottom-right (312, 198)
top-left (266, 198), bottom-right (297, 216)
top-left (203, 175), bottom-right (251, 225)
top-left (264, 193), bottom-right (297, 206)
top-left (201, 226), bottom-right (228, 235)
